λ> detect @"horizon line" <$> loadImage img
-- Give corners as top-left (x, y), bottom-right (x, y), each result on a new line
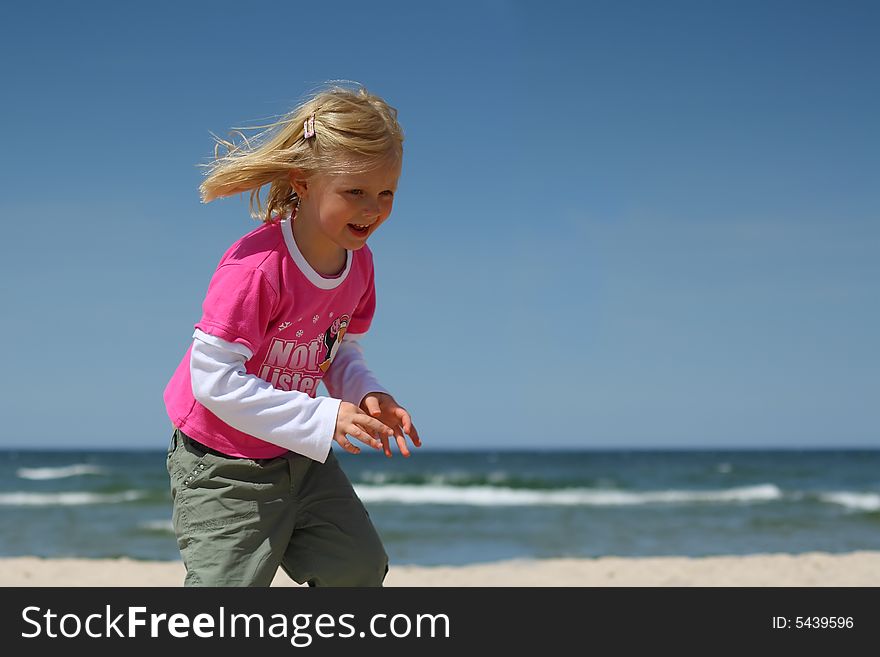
top-left (0, 444), bottom-right (877, 453)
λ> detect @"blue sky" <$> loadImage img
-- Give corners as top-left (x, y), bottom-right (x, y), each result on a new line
top-left (0, 0), bottom-right (876, 449)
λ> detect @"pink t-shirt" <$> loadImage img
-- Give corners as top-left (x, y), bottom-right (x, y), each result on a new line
top-left (163, 219), bottom-right (377, 458)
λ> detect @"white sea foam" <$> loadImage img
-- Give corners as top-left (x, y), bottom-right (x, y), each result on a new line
top-left (360, 470), bottom-right (509, 486)
top-left (353, 483), bottom-right (783, 507)
top-left (0, 491), bottom-right (145, 506)
top-left (819, 492), bottom-right (880, 512)
top-left (16, 464), bottom-right (106, 480)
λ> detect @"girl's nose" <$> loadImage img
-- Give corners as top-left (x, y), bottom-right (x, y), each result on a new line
top-left (363, 201), bottom-right (380, 218)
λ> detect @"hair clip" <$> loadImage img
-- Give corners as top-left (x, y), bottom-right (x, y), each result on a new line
top-left (303, 114), bottom-right (316, 140)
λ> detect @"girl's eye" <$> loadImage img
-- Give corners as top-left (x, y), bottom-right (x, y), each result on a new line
top-left (380, 190), bottom-right (394, 197)
top-left (347, 189), bottom-right (363, 196)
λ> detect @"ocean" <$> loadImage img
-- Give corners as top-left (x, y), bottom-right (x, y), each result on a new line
top-left (1, 449), bottom-right (878, 566)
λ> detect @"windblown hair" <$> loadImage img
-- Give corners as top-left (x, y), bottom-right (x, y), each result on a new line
top-left (199, 84), bottom-right (404, 222)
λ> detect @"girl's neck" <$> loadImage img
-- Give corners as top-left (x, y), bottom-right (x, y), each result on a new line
top-left (290, 211), bottom-right (347, 277)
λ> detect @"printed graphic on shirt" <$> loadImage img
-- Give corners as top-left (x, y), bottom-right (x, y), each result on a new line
top-left (258, 314), bottom-right (351, 394)
top-left (319, 316), bottom-right (349, 373)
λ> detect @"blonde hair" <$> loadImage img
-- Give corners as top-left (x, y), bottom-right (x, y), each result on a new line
top-left (199, 84), bottom-right (404, 222)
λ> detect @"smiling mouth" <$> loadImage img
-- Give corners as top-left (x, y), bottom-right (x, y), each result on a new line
top-left (347, 223), bottom-right (371, 236)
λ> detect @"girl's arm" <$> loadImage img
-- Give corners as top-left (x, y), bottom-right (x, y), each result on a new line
top-left (321, 332), bottom-right (390, 407)
top-left (190, 329), bottom-right (340, 463)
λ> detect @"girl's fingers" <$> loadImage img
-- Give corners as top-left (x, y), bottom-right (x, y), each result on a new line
top-left (379, 432), bottom-right (391, 458)
top-left (394, 408), bottom-right (422, 447)
top-left (357, 414), bottom-right (395, 440)
top-left (346, 404), bottom-right (420, 457)
top-left (363, 395), bottom-right (382, 417)
top-left (394, 425), bottom-right (410, 457)
top-left (408, 422), bottom-right (421, 447)
top-left (394, 407), bottom-right (412, 435)
top-left (336, 436), bottom-right (360, 454)
top-left (343, 426), bottom-right (381, 450)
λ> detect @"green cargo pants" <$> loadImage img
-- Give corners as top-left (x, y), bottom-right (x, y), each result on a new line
top-left (166, 428), bottom-right (388, 587)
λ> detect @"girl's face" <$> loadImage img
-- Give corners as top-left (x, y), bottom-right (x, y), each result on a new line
top-left (295, 160), bottom-right (401, 254)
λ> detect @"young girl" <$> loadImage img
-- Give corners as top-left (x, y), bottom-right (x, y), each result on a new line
top-left (163, 85), bottom-right (421, 587)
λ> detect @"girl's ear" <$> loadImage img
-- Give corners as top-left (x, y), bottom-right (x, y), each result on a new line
top-left (290, 170), bottom-right (309, 198)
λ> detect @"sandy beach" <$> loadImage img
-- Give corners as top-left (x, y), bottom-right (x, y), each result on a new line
top-left (2, 551), bottom-right (879, 586)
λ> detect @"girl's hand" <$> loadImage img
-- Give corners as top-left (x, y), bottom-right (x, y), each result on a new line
top-left (334, 401), bottom-right (395, 454)
top-left (360, 392), bottom-right (422, 458)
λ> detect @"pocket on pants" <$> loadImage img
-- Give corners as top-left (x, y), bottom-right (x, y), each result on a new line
top-left (167, 432), bottom-right (210, 489)
top-left (177, 459), bottom-right (262, 534)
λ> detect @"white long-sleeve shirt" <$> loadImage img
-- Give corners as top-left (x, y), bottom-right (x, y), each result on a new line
top-left (189, 328), bottom-right (389, 463)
